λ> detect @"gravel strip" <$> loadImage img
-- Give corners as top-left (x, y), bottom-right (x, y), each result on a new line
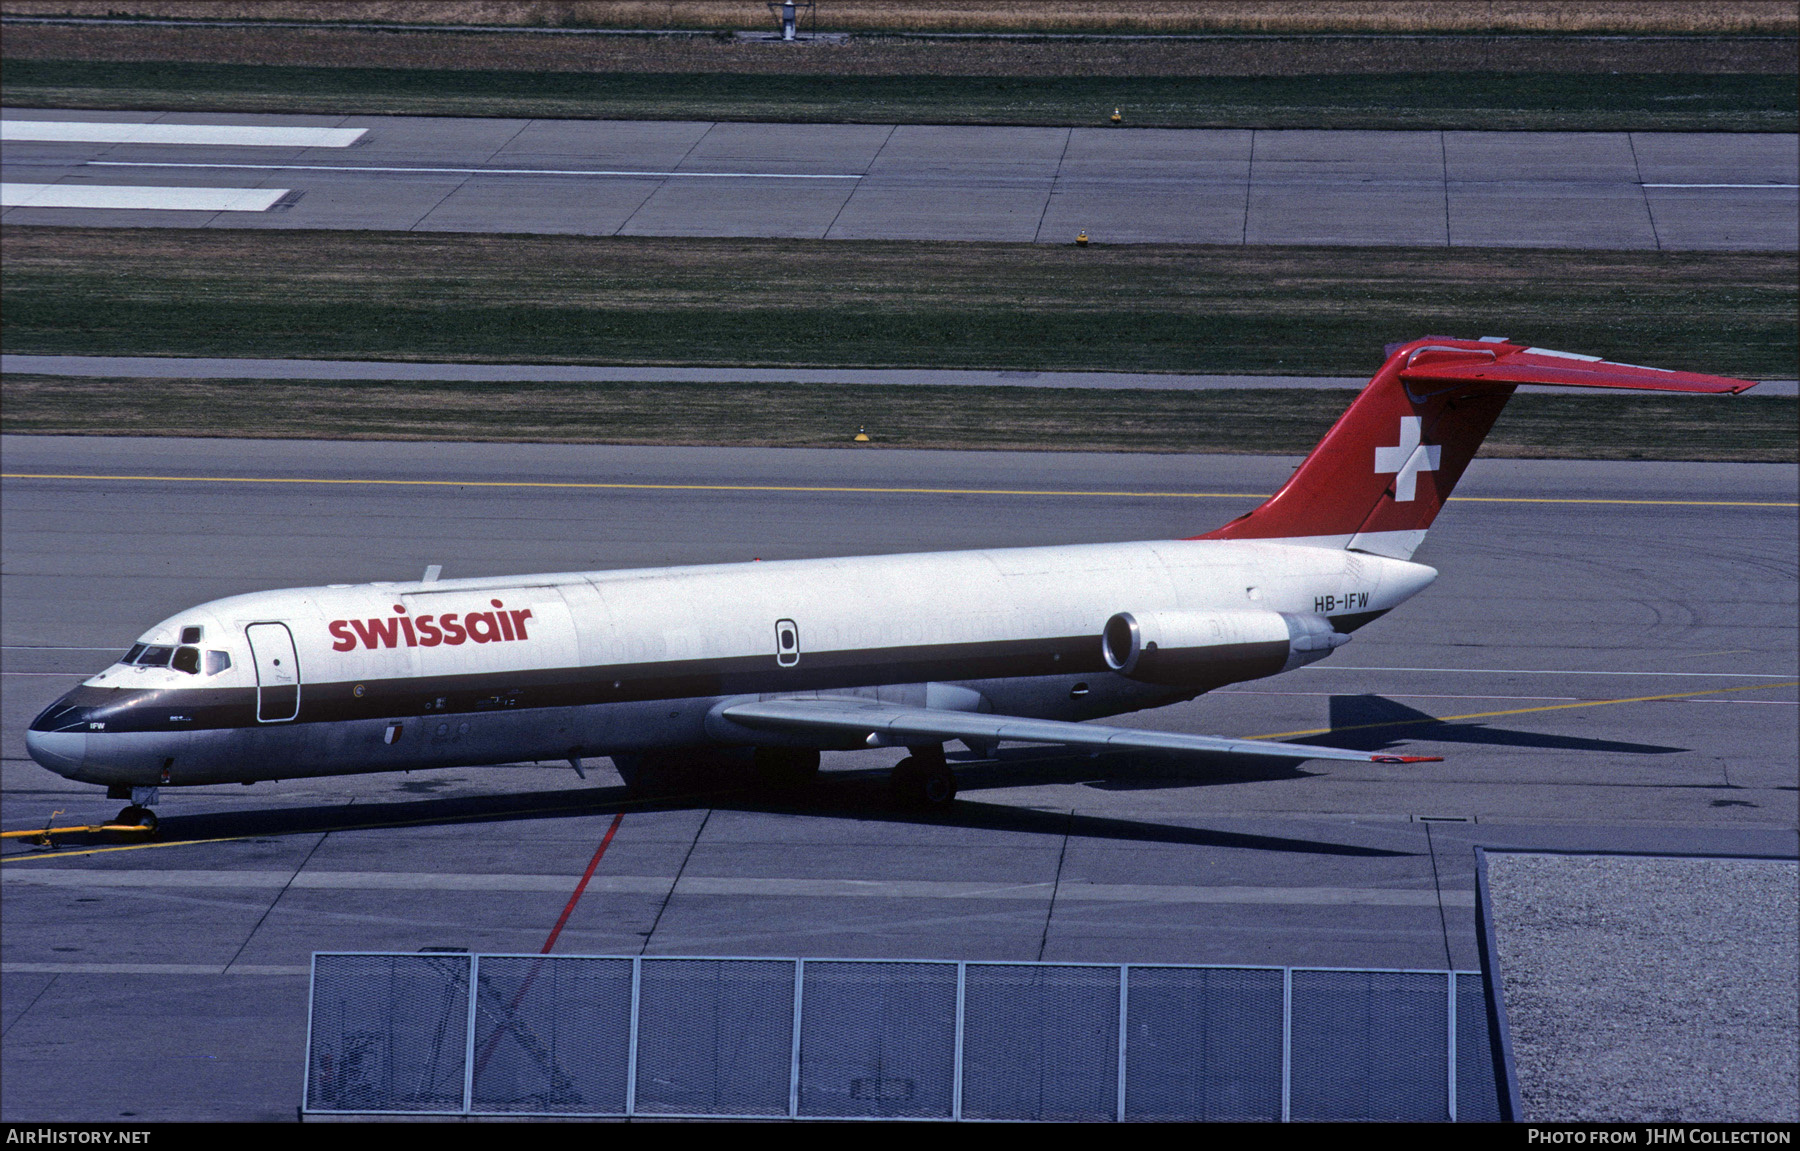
top-left (1487, 852), bottom-right (1799, 1122)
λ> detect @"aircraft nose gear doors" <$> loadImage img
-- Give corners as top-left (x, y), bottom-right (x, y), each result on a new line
top-left (246, 622), bottom-right (301, 722)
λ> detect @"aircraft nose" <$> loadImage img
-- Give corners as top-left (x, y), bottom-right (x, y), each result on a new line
top-left (25, 728), bottom-right (87, 774)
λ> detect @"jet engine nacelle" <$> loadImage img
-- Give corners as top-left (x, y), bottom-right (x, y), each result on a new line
top-left (1101, 609), bottom-right (1350, 687)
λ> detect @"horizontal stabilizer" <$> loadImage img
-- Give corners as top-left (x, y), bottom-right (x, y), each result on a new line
top-left (1399, 345), bottom-right (1759, 394)
top-left (720, 698), bottom-right (1440, 765)
top-left (1197, 338), bottom-right (1759, 558)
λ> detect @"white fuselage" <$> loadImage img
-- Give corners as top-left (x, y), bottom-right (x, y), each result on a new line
top-left (26, 539), bottom-right (1436, 787)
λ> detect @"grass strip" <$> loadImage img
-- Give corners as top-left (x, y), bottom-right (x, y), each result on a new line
top-left (3, 61), bottom-right (1793, 131)
top-left (4, 229), bottom-right (1794, 380)
top-left (5, 2), bottom-right (1793, 35)
top-left (3, 377), bottom-right (1793, 461)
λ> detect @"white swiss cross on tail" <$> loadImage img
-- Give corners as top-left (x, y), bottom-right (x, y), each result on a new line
top-left (1374, 416), bottom-right (1441, 502)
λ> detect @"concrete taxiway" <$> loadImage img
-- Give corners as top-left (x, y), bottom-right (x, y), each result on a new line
top-left (4, 110), bottom-right (1796, 249)
top-left (1, 435), bottom-right (1793, 1119)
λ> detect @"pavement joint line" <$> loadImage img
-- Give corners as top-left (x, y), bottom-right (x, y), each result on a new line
top-left (4, 473), bottom-right (1794, 508)
top-left (85, 160), bottom-right (865, 180)
top-left (1246, 680), bottom-right (1800, 741)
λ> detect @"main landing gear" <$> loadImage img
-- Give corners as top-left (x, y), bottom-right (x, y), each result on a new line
top-left (889, 745), bottom-right (958, 809)
top-left (753, 747), bottom-right (821, 793)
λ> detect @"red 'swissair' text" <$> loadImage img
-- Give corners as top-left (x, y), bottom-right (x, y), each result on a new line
top-left (329, 600), bottom-right (534, 652)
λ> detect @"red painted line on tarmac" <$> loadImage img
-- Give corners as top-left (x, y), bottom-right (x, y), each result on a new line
top-left (543, 811), bottom-right (624, 955)
top-left (471, 811), bottom-right (626, 1083)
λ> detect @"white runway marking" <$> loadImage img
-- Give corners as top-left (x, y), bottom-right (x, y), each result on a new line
top-left (1, 962), bottom-right (308, 976)
top-left (1641, 183), bottom-right (1799, 189)
top-left (1, 182), bottom-right (288, 211)
top-left (0, 868), bottom-right (1472, 907)
top-left (2, 120), bottom-right (365, 147)
top-left (87, 160), bottom-right (863, 180)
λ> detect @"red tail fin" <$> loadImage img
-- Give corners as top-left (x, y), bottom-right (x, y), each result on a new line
top-left (1196, 338), bottom-right (1758, 559)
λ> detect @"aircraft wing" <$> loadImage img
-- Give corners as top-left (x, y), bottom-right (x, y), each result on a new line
top-left (718, 698), bottom-right (1441, 764)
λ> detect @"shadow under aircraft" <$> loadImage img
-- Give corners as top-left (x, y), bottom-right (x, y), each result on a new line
top-left (1291, 694), bottom-right (1688, 756)
top-left (12, 751), bottom-right (1414, 860)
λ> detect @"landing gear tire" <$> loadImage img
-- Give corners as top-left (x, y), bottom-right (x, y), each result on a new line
top-left (888, 755), bottom-right (958, 809)
top-left (753, 747), bottom-right (821, 793)
top-left (113, 806), bottom-right (158, 832)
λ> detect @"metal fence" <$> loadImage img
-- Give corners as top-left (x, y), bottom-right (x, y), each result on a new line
top-left (303, 953), bottom-right (1503, 1121)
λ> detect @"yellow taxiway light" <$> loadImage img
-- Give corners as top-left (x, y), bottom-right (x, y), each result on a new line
top-left (853, 426), bottom-right (871, 442)
top-left (1110, 108), bottom-right (1122, 123)
top-left (1076, 231), bottom-right (1090, 246)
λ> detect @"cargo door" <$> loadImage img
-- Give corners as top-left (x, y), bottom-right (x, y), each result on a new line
top-left (246, 622), bottom-right (301, 722)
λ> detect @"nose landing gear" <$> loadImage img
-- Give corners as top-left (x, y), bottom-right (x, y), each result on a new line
top-left (104, 785), bottom-right (161, 833)
top-left (109, 806), bottom-right (159, 833)
top-left (889, 744), bottom-right (958, 808)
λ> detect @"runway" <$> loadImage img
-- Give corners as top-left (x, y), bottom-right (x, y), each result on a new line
top-left (7, 354), bottom-right (1797, 395)
top-left (4, 110), bottom-right (1796, 248)
top-left (1, 435), bottom-right (1793, 1118)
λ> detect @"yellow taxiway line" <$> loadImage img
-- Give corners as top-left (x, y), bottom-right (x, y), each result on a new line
top-left (1246, 680), bottom-right (1800, 741)
top-left (4, 473), bottom-right (1795, 508)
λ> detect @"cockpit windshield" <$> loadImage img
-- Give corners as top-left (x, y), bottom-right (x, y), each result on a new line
top-left (121, 644), bottom-right (231, 675)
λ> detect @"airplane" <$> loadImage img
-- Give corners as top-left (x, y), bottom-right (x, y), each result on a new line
top-left (25, 337), bottom-right (1758, 830)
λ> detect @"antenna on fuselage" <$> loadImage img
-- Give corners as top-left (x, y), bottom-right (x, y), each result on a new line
top-left (422, 565), bottom-right (442, 583)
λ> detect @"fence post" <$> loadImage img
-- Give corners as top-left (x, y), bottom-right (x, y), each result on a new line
top-left (789, 959), bottom-right (805, 1118)
top-left (460, 954), bottom-right (480, 1114)
top-left (1116, 965), bottom-right (1129, 1122)
top-left (952, 961), bottom-right (966, 1121)
top-left (1447, 969), bottom-right (1458, 1122)
top-left (1281, 967), bottom-right (1293, 1122)
top-left (625, 956), bottom-right (641, 1117)
top-left (301, 955), bottom-right (320, 1113)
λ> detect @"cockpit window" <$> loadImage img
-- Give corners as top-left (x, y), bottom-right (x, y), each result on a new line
top-left (203, 650), bottom-right (232, 676)
top-left (171, 646), bottom-right (201, 675)
top-left (136, 646), bottom-right (173, 668)
top-left (123, 643), bottom-right (147, 665)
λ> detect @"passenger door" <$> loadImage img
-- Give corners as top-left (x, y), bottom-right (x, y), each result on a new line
top-left (246, 622), bottom-right (301, 722)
